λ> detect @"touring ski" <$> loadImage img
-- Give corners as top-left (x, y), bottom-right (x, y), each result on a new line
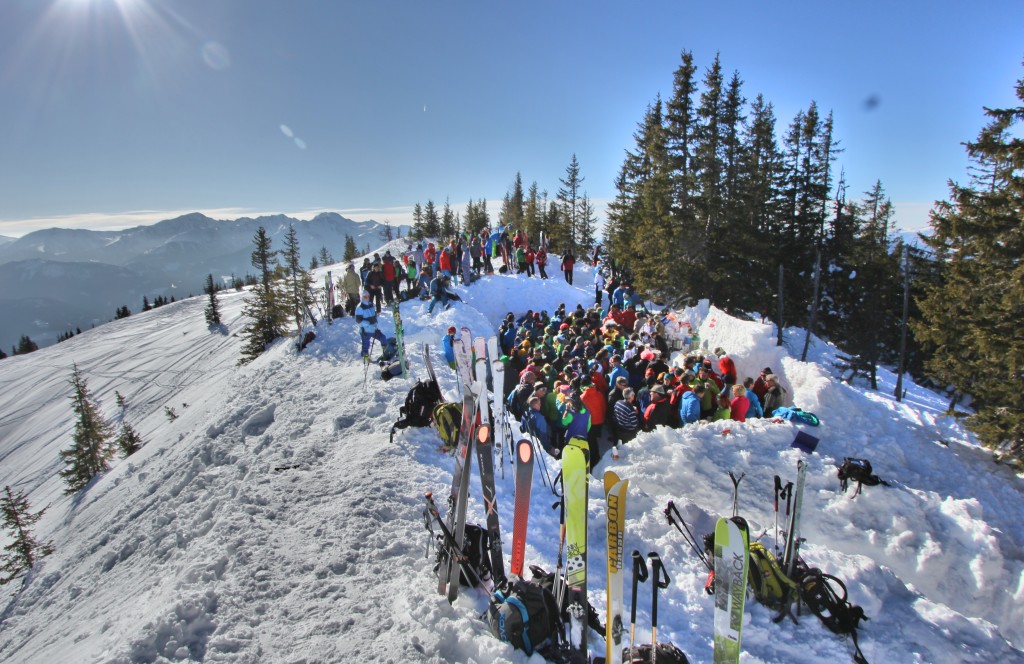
top-left (474, 336), bottom-right (505, 583)
top-left (390, 300), bottom-right (408, 379)
top-left (510, 439), bottom-right (535, 577)
top-left (713, 517), bottom-right (750, 664)
top-left (441, 329), bottom-right (478, 602)
top-left (326, 271), bottom-right (335, 316)
top-left (774, 460), bottom-right (808, 623)
top-left (563, 439), bottom-right (590, 663)
top-left (604, 471), bottom-right (629, 664)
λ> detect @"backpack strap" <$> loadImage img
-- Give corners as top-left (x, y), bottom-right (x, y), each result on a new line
top-left (504, 596), bottom-right (533, 655)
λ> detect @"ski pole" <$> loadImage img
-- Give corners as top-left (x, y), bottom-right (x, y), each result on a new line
top-left (664, 501), bottom-right (712, 572)
top-left (628, 550), bottom-right (649, 662)
top-left (362, 334), bottom-right (378, 387)
top-left (552, 472), bottom-right (567, 609)
top-left (648, 552), bottom-right (670, 664)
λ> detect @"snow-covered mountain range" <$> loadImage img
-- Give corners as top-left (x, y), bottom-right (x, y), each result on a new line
top-left (0, 257), bottom-right (1021, 663)
top-left (0, 212), bottom-right (409, 352)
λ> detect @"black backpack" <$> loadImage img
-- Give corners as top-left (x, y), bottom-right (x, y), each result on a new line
top-left (800, 568), bottom-right (870, 664)
top-left (837, 458), bottom-right (889, 497)
top-left (435, 523), bottom-right (492, 588)
top-left (488, 575), bottom-right (563, 657)
top-left (390, 378), bottom-right (443, 442)
top-left (623, 643), bottom-right (690, 664)
top-left (528, 565), bottom-right (604, 635)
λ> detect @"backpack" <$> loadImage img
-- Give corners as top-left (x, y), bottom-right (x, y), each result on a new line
top-left (622, 643), bottom-right (690, 664)
top-left (746, 542), bottom-right (800, 608)
top-left (772, 406), bottom-right (821, 426)
top-left (435, 523), bottom-right (492, 588)
top-left (389, 378), bottom-right (443, 442)
top-left (432, 402), bottom-right (463, 452)
top-left (799, 568), bottom-right (870, 664)
top-left (528, 564), bottom-right (604, 635)
top-left (837, 458), bottom-right (888, 497)
top-left (380, 336), bottom-right (398, 362)
top-left (488, 575), bottom-right (563, 656)
top-left (505, 385), bottom-right (530, 420)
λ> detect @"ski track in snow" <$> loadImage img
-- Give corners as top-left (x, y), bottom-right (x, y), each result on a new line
top-left (0, 253), bottom-right (1022, 664)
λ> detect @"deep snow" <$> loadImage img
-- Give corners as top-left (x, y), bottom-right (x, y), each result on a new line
top-left (0, 255), bottom-right (1022, 664)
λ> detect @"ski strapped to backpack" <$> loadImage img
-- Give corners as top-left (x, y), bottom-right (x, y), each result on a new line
top-left (837, 458), bottom-right (889, 497)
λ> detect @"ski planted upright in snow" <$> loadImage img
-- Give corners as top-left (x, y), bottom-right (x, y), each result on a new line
top-left (563, 438), bottom-right (590, 663)
top-left (390, 300), bottom-right (408, 380)
top-left (713, 517), bottom-right (750, 664)
top-left (604, 471), bottom-right (629, 664)
top-left (473, 335), bottom-right (505, 584)
top-left (440, 328), bottom-right (478, 602)
top-left (510, 438), bottom-right (534, 577)
top-left (326, 271), bottom-right (335, 316)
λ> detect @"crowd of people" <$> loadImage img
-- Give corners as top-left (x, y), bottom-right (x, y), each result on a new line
top-left (489, 295), bottom-right (789, 467)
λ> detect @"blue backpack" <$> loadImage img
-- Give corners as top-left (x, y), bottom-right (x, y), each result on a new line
top-left (773, 407), bottom-right (820, 426)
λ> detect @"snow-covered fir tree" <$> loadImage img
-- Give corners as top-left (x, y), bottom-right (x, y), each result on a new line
top-left (58, 364), bottom-right (115, 494)
top-left (0, 485), bottom-right (53, 585)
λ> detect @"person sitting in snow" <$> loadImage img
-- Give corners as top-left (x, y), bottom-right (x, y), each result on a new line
top-left (355, 291), bottom-right (388, 361)
top-left (427, 274), bottom-right (453, 314)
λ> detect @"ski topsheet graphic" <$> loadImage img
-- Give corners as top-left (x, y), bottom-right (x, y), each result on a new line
top-left (563, 440), bottom-right (589, 662)
top-left (510, 438), bottom-right (534, 577)
top-left (604, 471), bottom-right (629, 664)
top-left (713, 517), bottom-right (749, 664)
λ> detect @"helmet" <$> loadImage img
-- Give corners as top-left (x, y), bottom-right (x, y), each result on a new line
top-left (447, 326), bottom-right (456, 334)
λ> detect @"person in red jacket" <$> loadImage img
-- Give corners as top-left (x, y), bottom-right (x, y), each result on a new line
top-left (580, 376), bottom-right (606, 462)
top-left (729, 384), bottom-right (749, 422)
top-left (525, 247), bottom-right (536, 277)
top-left (381, 251), bottom-right (397, 304)
top-left (718, 354), bottom-right (738, 388)
top-left (561, 250), bottom-right (575, 285)
top-left (752, 367), bottom-right (772, 400)
top-left (423, 243), bottom-right (437, 277)
top-left (439, 247), bottom-right (453, 276)
top-left (536, 247), bottom-right (548, 279)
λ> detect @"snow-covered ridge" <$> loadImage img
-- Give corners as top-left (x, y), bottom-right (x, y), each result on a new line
top-left (0, 263), bottom-right (1021, 663)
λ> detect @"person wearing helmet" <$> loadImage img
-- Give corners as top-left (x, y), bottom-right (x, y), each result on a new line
top-left (441, 326), bottom-right (457, 369)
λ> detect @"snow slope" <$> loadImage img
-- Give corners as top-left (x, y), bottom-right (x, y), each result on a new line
top-left (0, 261), bottom-right (1022, 664)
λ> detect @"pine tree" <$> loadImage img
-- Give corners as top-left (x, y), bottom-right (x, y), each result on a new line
top-left (142, 295), bottom-right (151, 312)
top-left (440, 199), bottom-right (458, 238)
top-left (59, 364), bottom-right (115, 494)
top-left (914, 68), bottom-right (1024, 463)
top-left (1, 485), bottom-right (53, 585)
top-left (116, 420), bottom-right (144, 457)
top-left (0, 348), bottom-right (8, 360)
top-left (422, 200), bottom-right (441, 238)
top-left (115, 306), bottom-right (131, 319)
top-left (204, 273), bottom-right (222, 326)
top-left (499, 173), bottom-right (526, 231)
top-left (410, 202), bottom-right (424, 240)
top-left (557, 154), bottom-right (585, 252)
top-left (318, 245), bottom-right (333, 266)
top-left (15, 336), bottom-right (38, 355)
top-left (239, 227), bottom-right (288, 363)
top-left (343, 235), bottom-right (358, 261)
top-left (282, 223), bottom-right (314, 335)
top-left (524, 181), bottom-right (542, 242)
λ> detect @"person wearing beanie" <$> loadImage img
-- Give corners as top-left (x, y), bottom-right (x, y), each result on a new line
top-left (441, 326), bottom-right (457, 369)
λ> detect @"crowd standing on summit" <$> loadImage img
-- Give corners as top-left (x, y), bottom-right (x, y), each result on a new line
top-left (334, 224), bottom-right (794, 465)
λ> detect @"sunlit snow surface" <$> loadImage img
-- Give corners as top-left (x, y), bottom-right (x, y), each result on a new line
top-left (1, 252), bottom-right (1022, 663)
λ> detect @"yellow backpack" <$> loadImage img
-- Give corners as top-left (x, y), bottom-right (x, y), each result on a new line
top-left (747, 542), bottom-right (799, 608)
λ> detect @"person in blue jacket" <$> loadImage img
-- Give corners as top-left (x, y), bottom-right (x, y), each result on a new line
top-left (679, 384), bottom-right (706, 424)
top-left (354, 291), bottom-right (388, 360)
top-left (524, 396), bottom-right (555, 455)
top-left (742, 377), bottom-right (764, 419)
top-left (441, 326), bottom-right (457, 369)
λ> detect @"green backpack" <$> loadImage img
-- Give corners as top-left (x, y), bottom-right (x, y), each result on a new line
top-left (747, 542), bottom-right (799, 608)
top-left (432, 402), bottom-right (463, 452)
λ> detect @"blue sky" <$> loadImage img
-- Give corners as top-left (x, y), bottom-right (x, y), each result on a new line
top-left (1, 0), bottom-right (1021, 237)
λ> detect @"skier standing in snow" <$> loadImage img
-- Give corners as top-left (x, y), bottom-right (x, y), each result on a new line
top-left (762, 374), bottom-right (786, 417)
top-left (594, 269), bottom-right (606, 307)
top-left (561, 250), bottom-right (576, 285)
top-left (441, 326), bottom-right (457, 370)
top-left (340, 263), bottom-right (362, 316)
top-left (536, 245), bottom-right (548, 279)
top-left (355, 291), bottom-right (387, 361)
top-left (365, 262), bottom-right (385, 313)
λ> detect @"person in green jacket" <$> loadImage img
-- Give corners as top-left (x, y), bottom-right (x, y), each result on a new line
top-left (691, 365), bottom-right (721, 419)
